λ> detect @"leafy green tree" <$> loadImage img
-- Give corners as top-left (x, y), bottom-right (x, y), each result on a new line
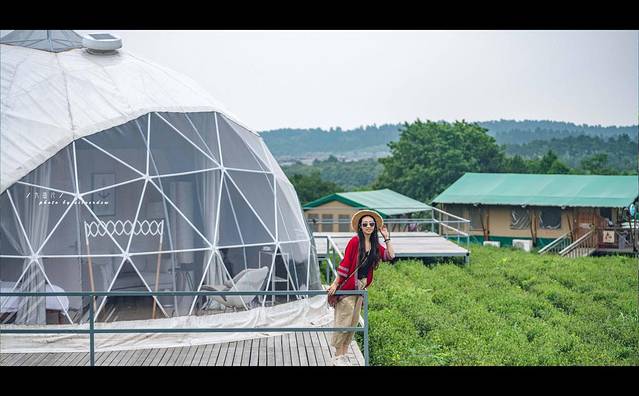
top-left (531, 150), bottom-right (571, 174)
top-left (373, 120), bottom-right (505, 202)
top-left (579, 153), bottom-right (616, 175)
top-left (288, 171), bottom-right (343, 205)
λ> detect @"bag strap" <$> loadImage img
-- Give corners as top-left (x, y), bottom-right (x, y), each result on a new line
top-left (336, 249), bottom-right (370, 290)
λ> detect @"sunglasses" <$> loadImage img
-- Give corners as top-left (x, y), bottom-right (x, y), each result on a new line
top-left (361, 221), bottom-right (376, 228)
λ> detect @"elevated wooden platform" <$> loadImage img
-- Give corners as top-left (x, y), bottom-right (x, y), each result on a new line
top-left (314, 232), bottom-right (469, 262)
top-left (0, 330), bottom-right (364, 366)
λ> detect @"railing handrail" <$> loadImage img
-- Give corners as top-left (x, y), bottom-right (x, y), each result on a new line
top-left (0, 289), bottom-right (370, 367)
top-left (437, 222), bottom-right (469, 237)
top-left (559, 229), bottom-right (596, 256)
top-left (429, 206), bottom-right (471, 223)
top-left (538, 231), bottom-right (572, 255)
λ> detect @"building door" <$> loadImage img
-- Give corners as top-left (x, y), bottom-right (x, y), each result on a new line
top-left (575, 208), bottom-right (596, 239)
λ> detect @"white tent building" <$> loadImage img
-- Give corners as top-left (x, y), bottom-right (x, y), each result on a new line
top-left (0, 31), bottom-right (327, 352)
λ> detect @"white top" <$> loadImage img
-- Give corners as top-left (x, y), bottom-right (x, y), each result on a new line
top-left (0, 43), bottom-right (243, 194)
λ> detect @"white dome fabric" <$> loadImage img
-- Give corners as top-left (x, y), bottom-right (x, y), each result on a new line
top-left (0, 33), bottom-right (326, 351)
top-left (0, 43), bottom-right (238, 194)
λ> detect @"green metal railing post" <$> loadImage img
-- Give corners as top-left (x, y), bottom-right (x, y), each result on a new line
top-left (89, 294), bottom-right (95, 367)
top-left (363, 290), bottom-right (369, 366)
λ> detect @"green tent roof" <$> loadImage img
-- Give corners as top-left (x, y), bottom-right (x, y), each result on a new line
top-left (432, 173), bottom-right (638, 208)
top-left (303, 189), bottom-right (431, 217)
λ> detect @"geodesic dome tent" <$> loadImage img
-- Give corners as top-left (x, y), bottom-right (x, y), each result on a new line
top-left (0, 31), bottom-right (323, 344)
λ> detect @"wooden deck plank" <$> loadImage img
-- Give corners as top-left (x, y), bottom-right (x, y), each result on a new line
top-left (94, 350), bottom-right (112, 366)
top-left (351, 340), bottom-right (366, 366)
top-left (249, 338), bottom-right (259, 366)
top-left (23, 353), bottom-right (47, 366)
top-left (295, 332), bottom-right (309, 366)
top-left (159, 346), bottom-right (180, 366)
top-left (316, 330), bottom-right (334, 366)
top-left (273, 335), bottom-right (283, 366)
top-left (54, 352), bottom-right (77, 366)
top-left (172, 346), bottom-right (187, 366)
top-left (2, 353), bottom-right (25, 366)
top-left (205, 342), bottom-right (223, 366)
top-left (130, 348), bottom-right (150, 366)
top-left (311, 332), bottom-right (326, 366)
top-left (198, 344), bottom-right (214, 366)
top-left (282, 333), bottom-right (292, 366)
top-left (232, 340), bottom-right (244, 366)
top-left (35, 353), bottom-right (57, 366)
top-left (241, 338), bottom-right (252, 366)
top-left (190, 344), bottom-right (205, 366)
top-left (258, 336), bottom-right (266, 366)
top-left (116, 349), bottom-right (137, 366)
top-left (105, 350), bottom-right (125, 366)
top-left (226, 341), bottom-right (238, 366)
top-left (183, 345), bottom-right (198, 366)
top-left (302, 331), bottom-right (317, 366)
top-left (147, 347), bottom-right (167, 366)
top-left (266, 336), bottom-right (275, 366)
top-left (217, 340), bottom-right (230, 366)
top-left (70, 352), bottom-right (89, 366)
top-left (288, 333), bottom-right (300, 366)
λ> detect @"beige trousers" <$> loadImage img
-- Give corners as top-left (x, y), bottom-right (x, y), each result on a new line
top-left (330, 278), bottom-right (366, 351)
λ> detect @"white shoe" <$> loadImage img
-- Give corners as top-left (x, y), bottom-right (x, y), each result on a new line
top-left (332, 355), bottom-right (350, 366)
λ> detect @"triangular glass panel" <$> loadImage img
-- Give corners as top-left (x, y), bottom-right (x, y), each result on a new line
top-left (128, 180), bottom-right (211, 254)
top-left (276, 179), bottom-right (310, 242)
top-left (226, 170), bottom-right (276, 236)
top-left (0, 192), bottom-right (29, 256)
top-left (218, 176), bottom-right (274, 247)
top-left (148, 112), bottom-right (218, 177)
top-left (219, 114), bottom-right (271, 167)
top-left (74, 138), bottom-right (144, 194)
top-left (84, 115), bottom-right (150, 176)
top-left (153, 170), bottom-right (221, 247)
top-left (276, 241), bottom-right (313, 302)
top-left (20, 145), bottom-right (76, 194)
top-left (96, 259), bottom-right (165, 321)
top-left (216, 114), bottom-right (269, 171)
top-left (185, 112), bottom-right (222, 164)
top-left (155, 112), bottom-right (219, 165)
top-left (4, 184), bottom-right (77, 256)
top-left (1, 259), bottom-right (61, 324)
top-left (40, 197), bottom-right (128, 257)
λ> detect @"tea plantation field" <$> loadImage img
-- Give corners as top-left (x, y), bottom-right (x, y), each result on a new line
top-left (361, 245), bottom-right (638, 365)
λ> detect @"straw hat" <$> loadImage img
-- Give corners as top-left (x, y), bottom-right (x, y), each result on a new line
top-left (351, 209), bottom-right (384, 232)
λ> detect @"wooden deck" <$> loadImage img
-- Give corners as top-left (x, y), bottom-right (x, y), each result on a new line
top-left (0, 331), bottom-right (365, 366)
top-left (314, 232), bottom-right (469, 262)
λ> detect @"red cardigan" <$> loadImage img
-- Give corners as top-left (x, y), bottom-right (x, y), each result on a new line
top-left (335, 235), bottom-right (391, 290)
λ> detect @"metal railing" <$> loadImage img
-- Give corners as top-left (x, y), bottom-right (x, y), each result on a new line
top-left (306, 205), bottom-right (470, 250)
top-left (559, 229), bottom-right (597, 258)
top-left (0, 289), bottom-right (369, 366)
top-left (315, 234), bottom-right (342, 284)
top-left (538, 231), bottom-right (572, 255)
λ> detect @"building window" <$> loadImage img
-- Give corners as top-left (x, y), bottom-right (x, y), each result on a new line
top-left (469, 207), bottom-right (483, 230)
top-left (338, 215), bottom-right (350, 232)
top-left (599, 207), bottom-right (612, 223)
top-left (510, 207), bottom-right (531, 230)
top-left (307, 214), bottom-right (319, 232)
top-left (538, 207), bottom-right (561, 229)
top-left (321, 214), bottom-right (334, 232)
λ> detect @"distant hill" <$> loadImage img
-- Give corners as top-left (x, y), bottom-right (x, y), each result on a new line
top-left (260, 120), bottom-right (638, 162)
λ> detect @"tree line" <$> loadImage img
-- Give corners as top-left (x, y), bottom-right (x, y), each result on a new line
top-left (281, 120), bottom-right (638, 205)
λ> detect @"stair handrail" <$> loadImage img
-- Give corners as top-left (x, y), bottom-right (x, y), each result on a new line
top-left (538, 231), bottom-right (571, 255)
top-left (559, 228), bottom-right (596, 257)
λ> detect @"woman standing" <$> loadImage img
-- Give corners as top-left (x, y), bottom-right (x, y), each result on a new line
top-left (327, 209), bottom-right (395, 366)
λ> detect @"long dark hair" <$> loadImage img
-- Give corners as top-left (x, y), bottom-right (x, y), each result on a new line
top-left (357, 216), bottom-right (380, 270)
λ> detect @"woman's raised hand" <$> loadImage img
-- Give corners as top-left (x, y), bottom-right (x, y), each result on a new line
top-left (380, 225), bottom-right (389, 239)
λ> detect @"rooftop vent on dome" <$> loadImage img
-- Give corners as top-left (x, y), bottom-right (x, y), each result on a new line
top-left (82, 32), bottom-right (122, 54)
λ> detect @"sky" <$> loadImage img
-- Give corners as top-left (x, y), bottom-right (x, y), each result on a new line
top-left (16, 30), bottom-right (639, 131)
